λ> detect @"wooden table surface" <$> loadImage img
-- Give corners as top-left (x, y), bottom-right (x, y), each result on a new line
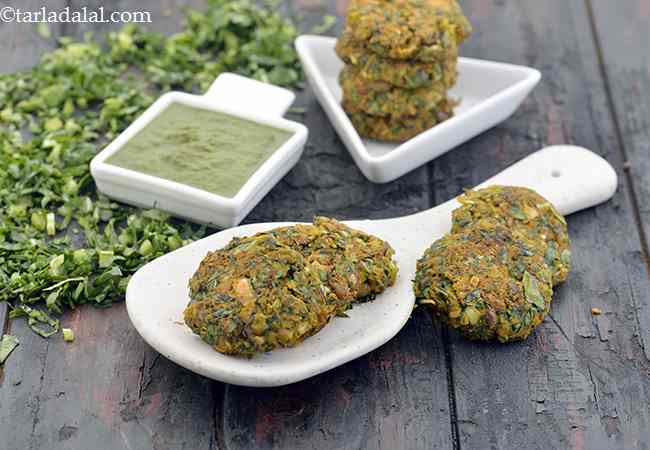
top-left (1, 1), bottom-right (650, 449)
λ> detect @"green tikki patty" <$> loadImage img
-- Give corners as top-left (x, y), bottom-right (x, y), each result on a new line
top-left (343, 0), bottom-right (472, 62)
top-left (414, 219), bottom-right (554, 343)
top-left (336, 30), bottom-right (459, 89)
top-left (184, 217), bottom-right (398, 357)
top-left (452, 186), bottom-right (571, 285)
top-left (345, 101), bottom-right (455, 142)
top-left (339, 65), bottom-right (450, 119)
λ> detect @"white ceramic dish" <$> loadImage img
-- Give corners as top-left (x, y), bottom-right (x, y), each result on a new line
top-left (90, 73), bottom-right (308, 228)
top-left (295, 35), bottom-right (542, 183)
top-left (126, 146), bottom-right (617, 387)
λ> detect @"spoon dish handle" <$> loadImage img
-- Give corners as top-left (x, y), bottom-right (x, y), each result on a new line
top-left (476, 145), bottom-right (617, 216)
top-left (368, 145), bottom-right (617, 231)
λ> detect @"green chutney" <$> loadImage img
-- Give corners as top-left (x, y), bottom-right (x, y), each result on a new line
top-left (106, 103), bottom-right (293, 198)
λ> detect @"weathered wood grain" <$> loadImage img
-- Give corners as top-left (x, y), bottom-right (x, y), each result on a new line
top-left (65, 0), bottom-right (206, 38)
top-left (431, 1), bottom-right (650, 448)
top-left (225, 6), bottom-right (455, 447)
top-left (29, 306), bottom-right (216, 450)
top-left (588, 0), bottom-right (650, 361)
top-left (0, 317), bottom-right (52, 450)
top-left (0, 299), bottom-right (8, 355)
top-left (222, 310), bottom-right (453, 450)
top-left (0, 0), bottom-right (65, 345)
top-left (0, 3), bottom-right (216, 450)
top-left (38, 2), bottom-right (218, 448)
top-left (244, 1), bottom-right (430, 224)
top-left (0, 0), bottom-right (63, 73)
top-left (3, 0), bottom-right (650, 449)
top-left (3, 306), bottom-right (217, 450)
top-left (0, 1), bottom-right (450, 449)
top-left (0, 4), bottom-right (65, 448)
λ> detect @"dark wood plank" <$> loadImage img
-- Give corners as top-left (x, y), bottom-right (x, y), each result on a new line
top-left (588, 0), bottom-right (650, 361)
top-left (0, 3), bottom-right (217, 450)
top-left (29, 306), bottom-right (216, 450)
top-left (65, 0), bottom-right (206, 38)
top-left (4, 308), bottom-right (216, 450)
top-left (246, 84), bottom-right (434, 224)
top-left (0, 0), bottom-right (77, 352)
top-left (0, 319), bottom-right (52, 450)
top-left (223, 311), bottom-right (453, 450)
top-left (0, 301), bottom-right (7, 342)
top-left (0, 1), bottom-right (453, 449)
top-left (224, 2), bottom-right (455, 449)
top-left (433, 1), bottom-right (650, 448)
top-left (37, 1), bottom-right (218, 447)
top-left (0, 4), bottom-right (66, 448)
top-left (0, 0), bottom-right (64, 72)
top-left (245, 0), bottom-right (430, 224)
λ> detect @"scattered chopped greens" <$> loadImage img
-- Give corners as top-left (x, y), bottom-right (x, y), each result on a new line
top-left (62, 328), bottom-right (75, 342)
top-left (0, 335), bottom-right (19, 364)
top-left (36, 23), bottom-right (51, 40)
top-left (0, 0), bottom-right (304, 339)
top-left (10, 305), bottom-right (60, 338)
top-left (311, 14), bottom-right (337, 34)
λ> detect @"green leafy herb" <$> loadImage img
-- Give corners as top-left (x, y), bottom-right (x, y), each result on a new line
top-left (10, 305), bottom-right (60, 337)
top-left (36, 23), bottom-right (51, 40)
top-left (311, 14), bottom-right (337, 34)
top-left (0, 0), bottom-right (304, 339)
top-left (509, 206), bottom-right (527, 221)
top-left (523, 271), bottom-right (545, 309)
top-left (0, 334), bottom-right (19, 364)
top-left (62, 328), bottom-right (75, 342)
top-left (560, 249), bottom-right (572, 266)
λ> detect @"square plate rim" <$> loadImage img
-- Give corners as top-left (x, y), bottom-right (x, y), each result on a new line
top-left (90, 89), bottom-right (308, 212)
top-left (295, 34), bottom-right (541, 178)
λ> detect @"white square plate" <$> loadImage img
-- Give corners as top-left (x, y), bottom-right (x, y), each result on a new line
top-left (295, 35), bottom-right (541, 183)
top-left (90, 73), bottom-right (308, 228)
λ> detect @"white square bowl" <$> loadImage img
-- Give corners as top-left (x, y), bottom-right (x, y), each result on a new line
top-left (295, 35), bottom-right (541, 183)
top-left (90, 73), bottom-right (308, 228)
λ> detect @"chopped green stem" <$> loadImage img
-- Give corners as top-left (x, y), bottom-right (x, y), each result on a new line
top-left (0, 0), bottom-right (303, 338)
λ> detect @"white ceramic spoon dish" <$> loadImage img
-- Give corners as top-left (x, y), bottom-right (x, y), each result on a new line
top-left (295, 35), bottom-right (541, 183)
top-left (126, 145), bottom-right (617, 387)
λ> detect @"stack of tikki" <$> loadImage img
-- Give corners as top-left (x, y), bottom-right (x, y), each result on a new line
top-left (336, 0), bottom-right (472, 142)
